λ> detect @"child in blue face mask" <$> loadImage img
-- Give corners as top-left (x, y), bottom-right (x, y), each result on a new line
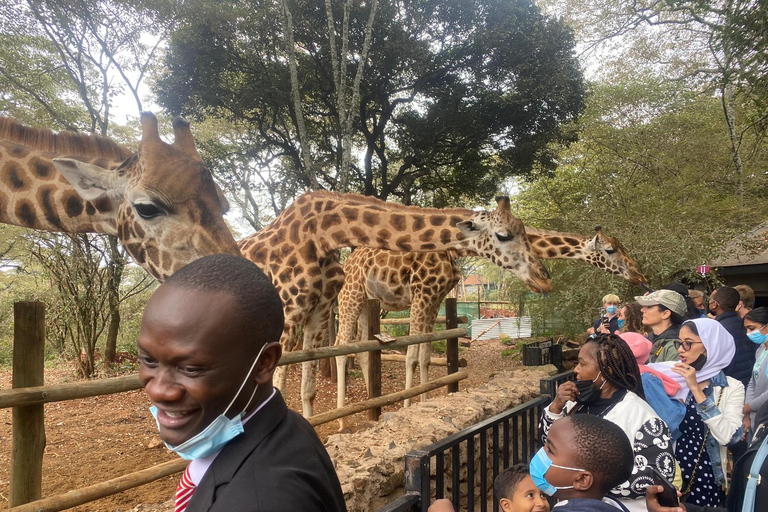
top-left (530, 414), bottom-right (633, 512)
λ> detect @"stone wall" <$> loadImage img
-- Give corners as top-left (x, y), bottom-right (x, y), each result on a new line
top-left (326, 366), bottom-right (554, 512)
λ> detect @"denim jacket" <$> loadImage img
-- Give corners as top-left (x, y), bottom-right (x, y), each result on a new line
top-left (694, 371), bottom-right (745, 488)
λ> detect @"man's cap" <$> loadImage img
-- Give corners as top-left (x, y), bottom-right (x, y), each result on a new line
top-left (635, 289), bottom-right (687, 317)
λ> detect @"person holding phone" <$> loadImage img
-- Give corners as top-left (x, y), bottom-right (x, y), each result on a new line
top-left (646, 319), bottom-right (744, 507)
top-left (646, 400), bottom-right (768, 512)
top-left (587, 294), bottom-right (622, 337)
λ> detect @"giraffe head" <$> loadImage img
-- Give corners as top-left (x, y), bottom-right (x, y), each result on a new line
top-left (586, 226), bottom-right (648, 286)
top-left (458, 196), bottom-right (552, 294)
top-left (51, 113), bottom-right (240, 280)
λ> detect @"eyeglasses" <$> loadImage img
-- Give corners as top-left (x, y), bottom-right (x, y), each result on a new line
top-left (675, 340), bottom-right (704, 351)
top-left (708, 297), bottom-right (719, 306)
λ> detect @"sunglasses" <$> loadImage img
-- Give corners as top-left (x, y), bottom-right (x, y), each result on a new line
top-left (675, 340), bottom-right (704, 351)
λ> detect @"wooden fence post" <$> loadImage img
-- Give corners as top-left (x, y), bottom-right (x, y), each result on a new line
top-left (445, 298), bottom-right (460, 393)
top-left (361, 299), bottom-right (381, 420)
top-left (10, 301), bottom-right (46, 507)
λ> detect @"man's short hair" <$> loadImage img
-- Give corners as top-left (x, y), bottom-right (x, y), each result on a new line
top-left (602, 294), bottom-right (621, 304)
top-left (735, 285), bottom-right (755, 309)
top-left (567, 415), bottom-right (633, 495)
top-left (494, 464), bottom-right (529, 502)
top-left (688, 289), bottom-right (704, 300)
top-left (165, 254), bottom-right (285, 347)
top-left (713, 286), bottom-right (740, 311)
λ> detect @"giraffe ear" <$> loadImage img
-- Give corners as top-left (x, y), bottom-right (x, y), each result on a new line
top-left (214, 182), bottom-right (230, 214)
top-left (53, 158), bottom-right (126, 201)
top-left (456, 220), bottom-right (482, 239)
top-left (586, 234), bottom-right (600, 252)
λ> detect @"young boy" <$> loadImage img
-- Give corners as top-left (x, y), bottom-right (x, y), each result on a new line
top-left (496, 464), bottom-right (550, 512)
top-left (428, 465), bottom-right (549, 512)
top-left (530, 414), bottom-right (633, 512)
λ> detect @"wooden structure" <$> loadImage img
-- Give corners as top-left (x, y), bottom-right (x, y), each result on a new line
top-left (3, 300), bottom-right (467, 512)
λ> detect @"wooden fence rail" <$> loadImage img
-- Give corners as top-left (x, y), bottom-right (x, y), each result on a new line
top-left (6, 298), bottom-right (468, 511)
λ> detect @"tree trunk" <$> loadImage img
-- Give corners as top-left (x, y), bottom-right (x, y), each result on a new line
top-left (103, 235), bottom-right (124, 367)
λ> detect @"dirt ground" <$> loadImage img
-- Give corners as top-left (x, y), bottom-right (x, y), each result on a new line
top-left (0, 338), bottom-right (524, 511)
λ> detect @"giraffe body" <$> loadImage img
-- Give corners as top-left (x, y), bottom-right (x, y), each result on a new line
top-left (335, 226), bottom-right (647, 428)
top-left (237, 192), bottom-right (551, 417)
top-left (0, 115), bottom-right (240, 280)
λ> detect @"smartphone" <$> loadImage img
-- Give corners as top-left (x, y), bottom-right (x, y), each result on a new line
top-left (650, 467), bottom-right (679, 507)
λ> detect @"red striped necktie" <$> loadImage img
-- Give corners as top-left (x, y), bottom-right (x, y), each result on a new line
top-left (175, 465), bottom-right (197, 512)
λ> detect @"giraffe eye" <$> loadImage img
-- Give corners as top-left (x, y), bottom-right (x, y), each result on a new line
top-left (605, 248), bottom-right (617, 255)
top-left (134, 202), bottom-right (165, 220)
top-left (495, 232), bottom-right (514, 242)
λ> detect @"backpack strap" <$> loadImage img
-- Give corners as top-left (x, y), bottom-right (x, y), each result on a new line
top-left (743, 434), bottom-right (768, 512)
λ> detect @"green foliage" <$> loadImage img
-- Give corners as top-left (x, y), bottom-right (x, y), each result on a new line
top-left (155, 0), bottom-right (585, 203)
top-left (502, 76), bottom-right (768, 334)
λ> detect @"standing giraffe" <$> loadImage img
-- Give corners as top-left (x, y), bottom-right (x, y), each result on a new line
top-left (334, 225), bottom-right (648, 428)
top-left (237, 192), bottom-right (551, 417)
top-left (0, 114), bottom-right (240, 280)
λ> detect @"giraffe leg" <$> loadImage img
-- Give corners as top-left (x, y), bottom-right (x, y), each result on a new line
top-left (336, 284), bottom-right (366, 431)
top-left (404, 344), bottom-right (418, 407)
top-left (418, 307), bottom-right (441, 402)
top-left (274, 324), bottom-right (297, 397)
top-left (301, 315), bottom-right (328, 418)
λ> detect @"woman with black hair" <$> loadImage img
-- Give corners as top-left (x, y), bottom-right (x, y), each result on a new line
top-left (540, 333), bottom-right (676, 512)
top-left (743, 307), bottom-right (768, 435)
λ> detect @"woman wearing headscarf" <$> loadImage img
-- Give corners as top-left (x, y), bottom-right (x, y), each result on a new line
top-left (646, 318), bottom-right (744, 508)
top-left (540, 333), bottom-right (675, 512)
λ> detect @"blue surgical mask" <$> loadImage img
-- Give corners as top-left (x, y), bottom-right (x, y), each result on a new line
top-left (529, 446), bottom-right (585, 496)
top-left (617, 319), bottom-right (626, 329)
top-left (747, 326), bottom-right (768, 345)
top-left (149, 342), bottom-right (272, 460)
top-left (606, 306), bottom-right (617, 315)
top-left (699, 309), bottom-right (707, 318)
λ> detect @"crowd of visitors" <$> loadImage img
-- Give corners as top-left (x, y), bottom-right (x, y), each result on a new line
top-left (538, 284), bottom-right (767, 512)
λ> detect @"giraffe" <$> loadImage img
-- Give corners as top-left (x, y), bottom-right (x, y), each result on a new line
top-left (334, 225), bottom-right (648, 428)
top-left (0, 114), bottom-right (240, 280)
top-left (237, 192), bottom-right (551, 417)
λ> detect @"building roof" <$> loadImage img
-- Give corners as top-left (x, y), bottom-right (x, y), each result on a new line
top-left (710, 221), bottom-right (768, 267)
top-left (463, 274), bottom-right (489, 286)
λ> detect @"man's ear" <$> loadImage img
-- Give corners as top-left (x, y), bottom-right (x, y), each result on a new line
top-left (499, 497), bottom-right (513, 512)
top-left (254, 342), bottom-right (282, 385)
top-left (572, 470), bottom-right (594, 491)
top-left (661, 308), bottom-right (671, 320)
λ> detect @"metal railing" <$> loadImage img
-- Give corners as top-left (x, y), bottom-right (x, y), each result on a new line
top-left (377, 371), bottom-right (575, 512)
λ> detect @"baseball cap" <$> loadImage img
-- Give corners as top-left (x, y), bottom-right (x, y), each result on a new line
top-left (635, 289), bottom-right (687, 317)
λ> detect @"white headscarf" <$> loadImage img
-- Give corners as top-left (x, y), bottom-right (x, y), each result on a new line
top-left (646, 318), bottom-right (735, 401)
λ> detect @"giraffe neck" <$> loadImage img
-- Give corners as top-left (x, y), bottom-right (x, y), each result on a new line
top-left (278, 191), bottom-right (476, 255)
top-left (0, 119), bottom-right (129, 234)
top-left (525, 227), bottom-right (591, 261)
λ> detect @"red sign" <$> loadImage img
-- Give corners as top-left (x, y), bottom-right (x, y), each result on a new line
top-left (697, 265), bottom-right (710, 275)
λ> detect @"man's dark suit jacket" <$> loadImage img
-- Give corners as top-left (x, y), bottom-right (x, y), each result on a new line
top-left (719, 310), bottom-right (755, 388)
top-left (186, 390), bottom-right (347, 512)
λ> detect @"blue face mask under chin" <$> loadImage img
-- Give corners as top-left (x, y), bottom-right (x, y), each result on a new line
top-left (149, 342), bottom-right (272, 460)
top-left (529, 446), bottom-right (586, 496)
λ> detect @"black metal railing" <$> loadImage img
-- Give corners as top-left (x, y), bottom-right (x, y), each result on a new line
top-left (376, 371), bottom-right (575, 512)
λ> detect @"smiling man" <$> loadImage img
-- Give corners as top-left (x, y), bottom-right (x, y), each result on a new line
top-left (138, 254), bottom-right (346, 512)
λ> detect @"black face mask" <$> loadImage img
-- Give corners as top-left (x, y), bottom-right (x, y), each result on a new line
top-left (689, 353), bottom-right (707, 371)
top-left (575, 373), bottom-right (604, 405)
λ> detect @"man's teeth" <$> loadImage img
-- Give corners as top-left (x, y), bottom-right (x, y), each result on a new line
top-left (165, 411), bottom-right (189, 418)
